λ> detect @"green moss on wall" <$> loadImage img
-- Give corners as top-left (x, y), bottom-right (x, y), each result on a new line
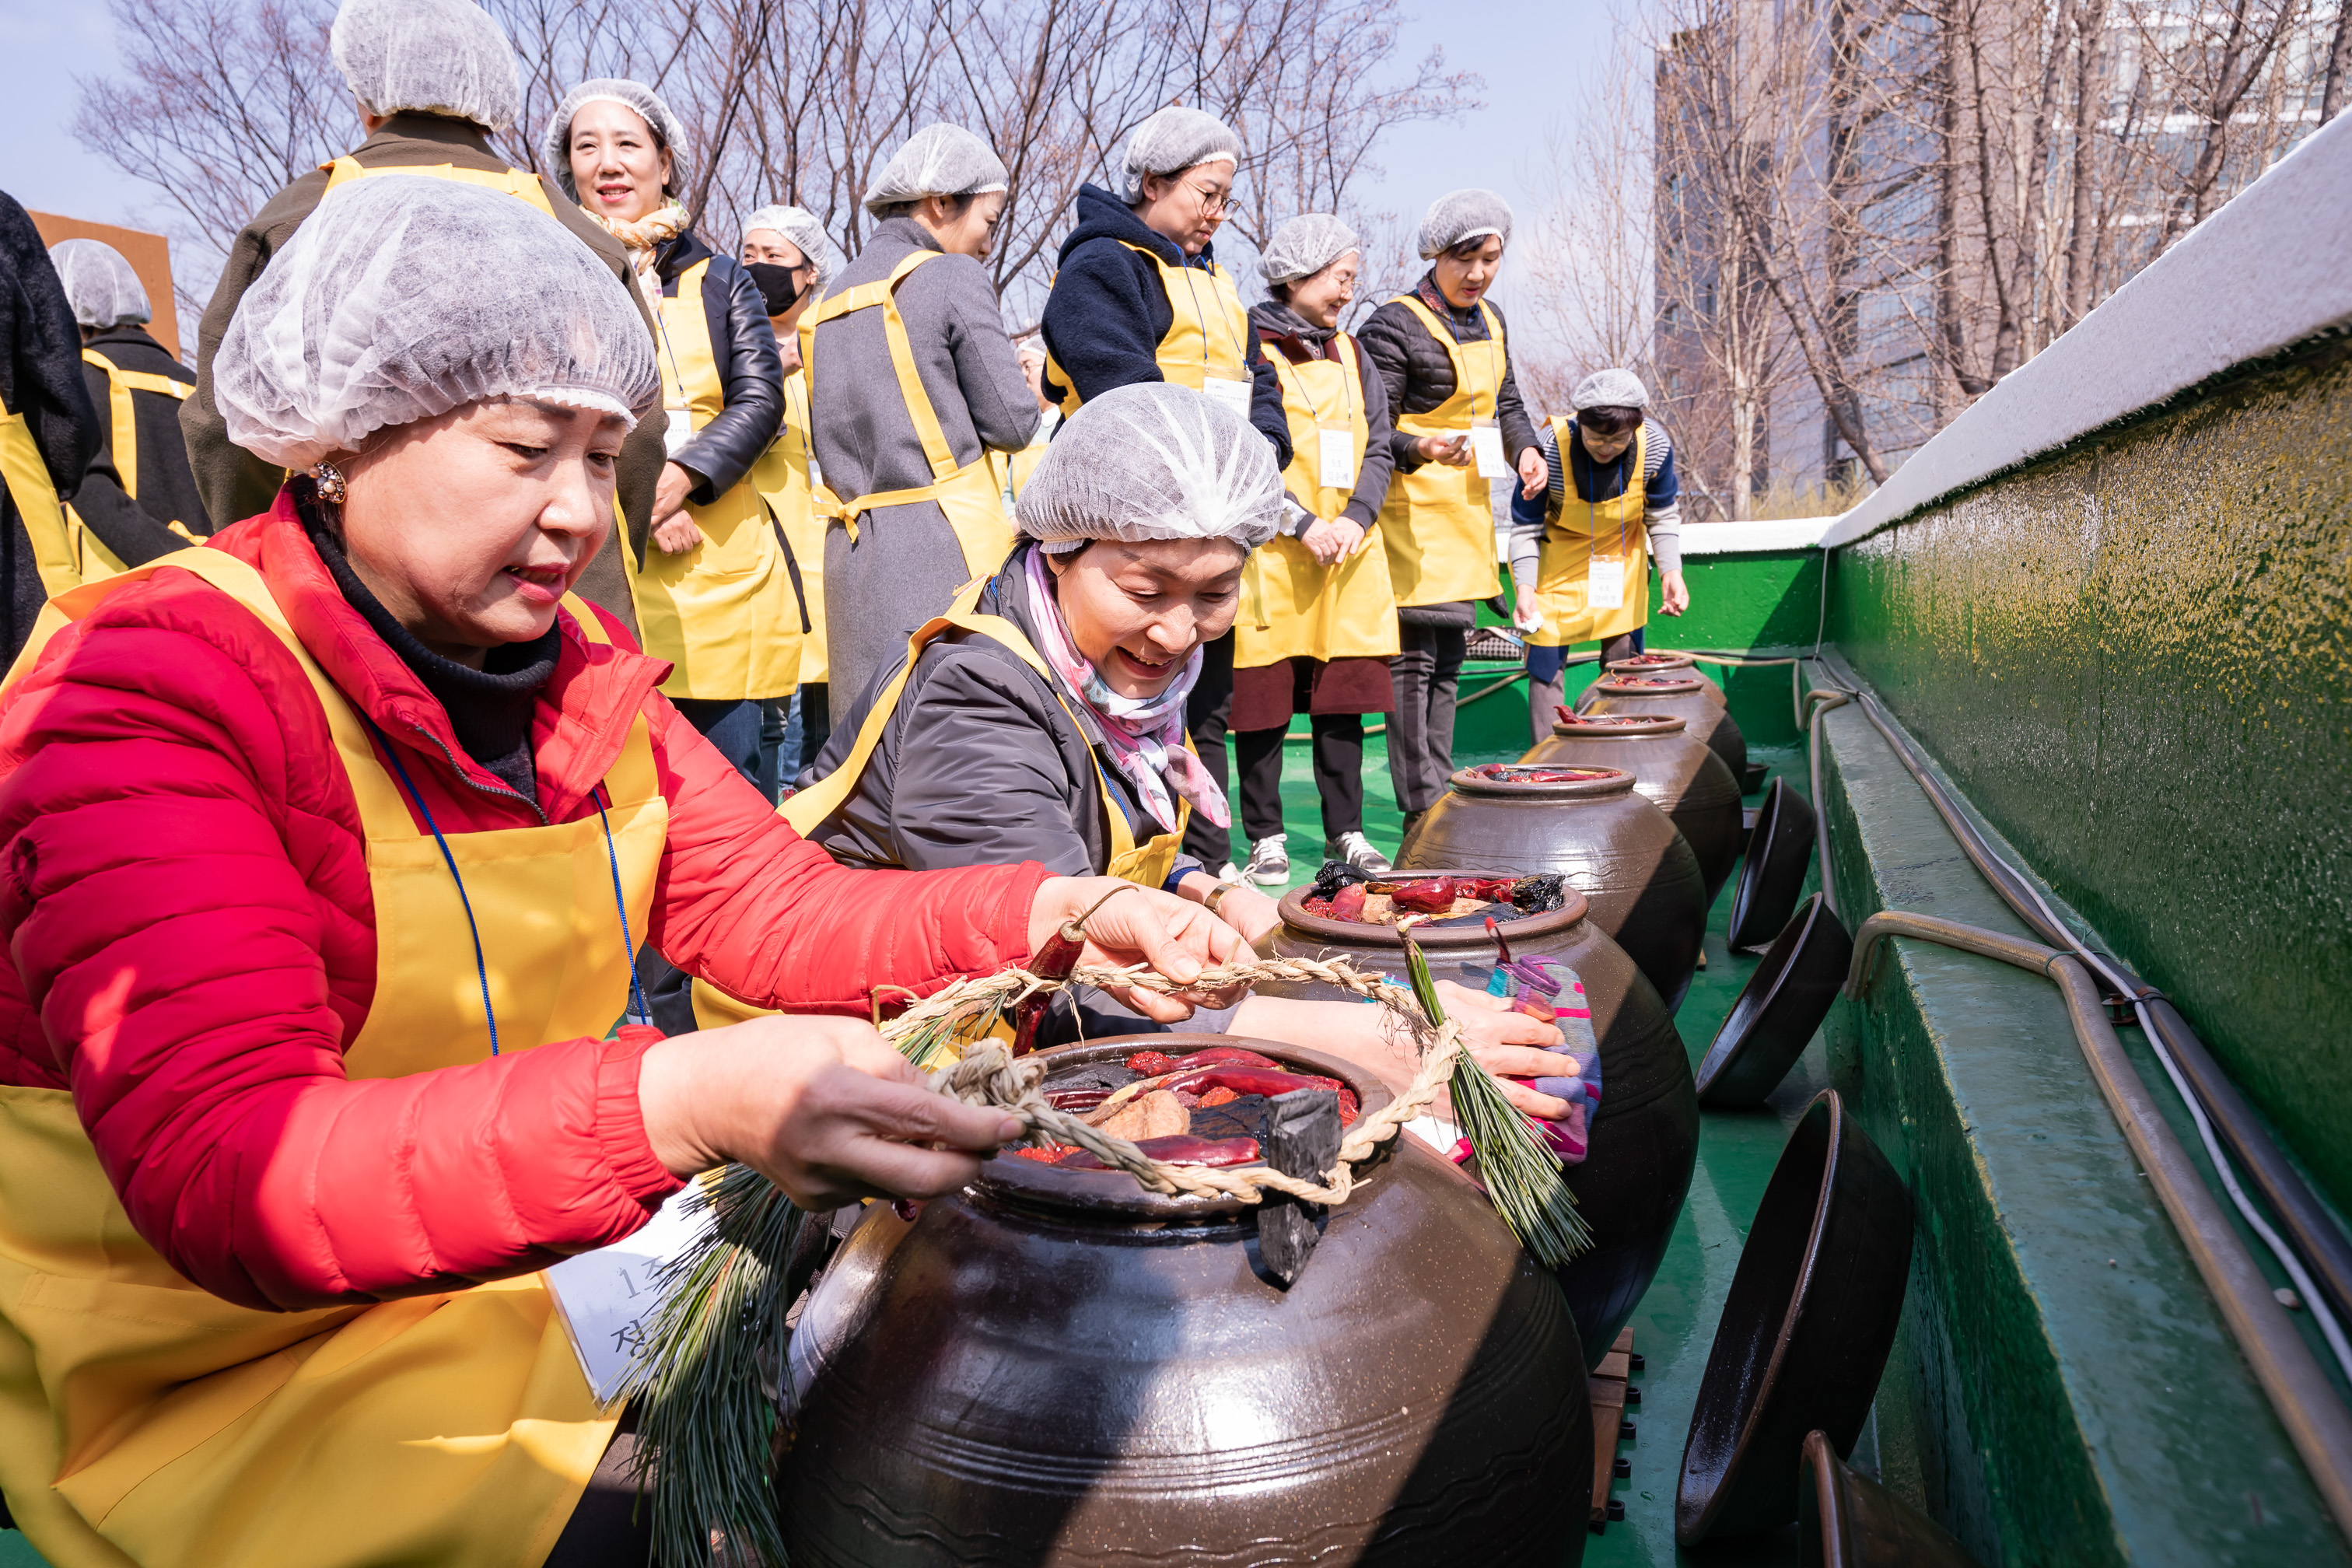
top-left (1829, 334), bottom-right (2352, 1212)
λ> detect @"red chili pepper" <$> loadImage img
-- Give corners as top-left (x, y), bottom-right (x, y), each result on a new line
top-left (1125, 1050), bottom-right (1179, 1076)
top-left (1045, 1087), bottom-right (1112, 1113)
top-left (1167, 1047), bottom-right (1282, 1071)
top-left (1013, 1145), bottom-right (1071, 1162)
top-left (1388, 877), bottom-right (1458, 912)
top-left (1329, 883), bottom-right (1368, 921)
top-left (1196, 1085), bottom-right (1240, 1108)
top-left (1055, 1134), bottom-right (1262, 1170)
top-left (1153, 1066), bottom-right (1345, 1100)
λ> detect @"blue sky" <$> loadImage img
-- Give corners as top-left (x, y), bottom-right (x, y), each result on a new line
top-left (2, 0), bottom-right (1609, 319)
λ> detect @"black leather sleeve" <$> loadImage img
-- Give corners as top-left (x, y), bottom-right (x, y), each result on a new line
top-left (672, 256), bottom-right (785, 502)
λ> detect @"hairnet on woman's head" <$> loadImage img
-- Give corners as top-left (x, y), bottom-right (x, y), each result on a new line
top-left (1119, 107), bottom-right (1241, 203)
top-left (1258, 214), bottom-right (1360, 285)
top-left (741, 205), bottom-right (844, 295)
top-left (1014, 383), bottom-right (1283, 555)
top-left (1572, 368), bottom-right (1650, 411)
top-left (50, 240), bottom-right (152, 329)
top-left (1417, 188), bottom-right (1514, 258)
top-left (330, 0), bottom-right (521, 133)
top-left (862, 124), bottom-right (1008, 214)
top-left (214, 176), bottom-right (659, 470)
top-left (541, 79), bottom-right (690, 203)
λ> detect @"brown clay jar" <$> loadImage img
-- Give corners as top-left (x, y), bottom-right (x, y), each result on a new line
top-left (1396, 765), bottom-right (1707, 1011)
top-left (1598, 649), bottom-right (1717, 689)
top-left (1256, 890), bottom-right (1699, 1370)
top-left (1583, 674), bottom-right (1746, 779)
top-left (777, 1036), bottom-right (1594, 1566)
top-left (1525, 712), bottom-right (1745, 905)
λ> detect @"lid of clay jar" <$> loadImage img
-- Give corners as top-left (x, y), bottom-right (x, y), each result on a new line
top-left (1551, 712), bottom-right (1689, 738)
top-left (1447, 762), bottom-right (1638, 800)
top-left (1277, 877), bottom-right (1592, 947)
top-left (1607, 652), bottom-right (1698, 675)
top-left (974, 1036), bottom-right (1395, 1222)
top-left (1593, 674), bottom-right (1706, 697)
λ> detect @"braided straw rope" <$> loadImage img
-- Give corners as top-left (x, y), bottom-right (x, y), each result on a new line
top-left (893, 954), bottom-right (1460, 1205)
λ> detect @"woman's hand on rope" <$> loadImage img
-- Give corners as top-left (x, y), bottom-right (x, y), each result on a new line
top-left (1209, 881), bottom-right (1282, 945)
top-left (636, 1015), bottom-right (1024, 1207)
top-left (1028, 877), bottom-right (1250, 1020)
top-left (1437, 982), bottom-right (1579, 1122)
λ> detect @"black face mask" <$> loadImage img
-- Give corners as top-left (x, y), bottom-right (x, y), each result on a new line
top-left (745, 261), bottom-right (810, 318)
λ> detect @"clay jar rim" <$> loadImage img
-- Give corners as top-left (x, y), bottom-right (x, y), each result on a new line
top-left (971, 1034), bottom-right (1395, 1223)
top-left (1447, 763), bottom-right (1638, 801)
top-left (1606, 652), bottom-right (1698, 675)
top-left (1593, 674), bottom-right (1706, 697)
top-left (1550, 712), bottom-right (1689, 739)
top-left (1276, 875), bottom-right (1593, 946)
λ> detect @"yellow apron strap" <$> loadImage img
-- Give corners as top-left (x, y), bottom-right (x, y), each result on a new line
top-left (0, 408), bottom-right (76, 600)
top-left (801, 251), bottom-right (963, 524)
top-left (320, 156), bottom-right (558, 217)
top-left (80, 348), bottom-right (191, 502)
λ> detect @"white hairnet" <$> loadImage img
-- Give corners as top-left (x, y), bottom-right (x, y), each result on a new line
top-left (51, 240), bottom-right (152, 329)
top-left (1119, 107), bottom-right (1241, 203)
top-left (1417, 188), bottom-right (1514, 257)
top-left (862, 124), bottom-right (1008, 214)
top-left (1015, 383), bottom-right (1283, 555)
top-left (215, 175), bottom-right (658, 470)
top-left (541, 79), bottom-right (690, 203)
top-left (330, 0), bottom-right (521, 133)
top-left (741, 205), bottom-right (844, 295)
top-left (1573, 368), bottom-right (1650, 411)
top-left (1258, 213), bottom-right (1360, 285)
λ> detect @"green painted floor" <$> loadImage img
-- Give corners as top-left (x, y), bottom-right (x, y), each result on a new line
top-left (1251, 704), bottom-right (1829, 1566)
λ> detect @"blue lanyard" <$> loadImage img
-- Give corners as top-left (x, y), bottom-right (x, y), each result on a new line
top-left (368, 721), bottom-right (653, 1053)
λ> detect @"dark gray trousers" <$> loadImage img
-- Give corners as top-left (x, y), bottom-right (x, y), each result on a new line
top-left (1387, 622), bottom-right (1467, 813)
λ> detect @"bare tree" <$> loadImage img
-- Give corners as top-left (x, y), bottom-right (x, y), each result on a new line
top-left (73, 0), bottom-right (355, 314)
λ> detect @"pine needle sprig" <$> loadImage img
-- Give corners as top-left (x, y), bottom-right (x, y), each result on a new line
top-left (621, 999), bottom-right (1009, 1566)
top-left (1400, 933), bottom-right (1591, 1266)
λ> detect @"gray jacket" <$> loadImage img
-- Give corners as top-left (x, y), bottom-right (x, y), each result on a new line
top-left (807, 218), bottom-right (1040, 502)
top-left (805, 544), bottom-right (1202, 886)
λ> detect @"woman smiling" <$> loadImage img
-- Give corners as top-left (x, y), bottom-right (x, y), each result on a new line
top-left (544, 78), bottom-right (798, 790)
top-left (790, 383), bottom-right (1572, 1098)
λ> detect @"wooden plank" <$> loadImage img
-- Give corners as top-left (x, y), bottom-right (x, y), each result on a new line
top-left (1590, 1329), bottom-right (1638, 1531)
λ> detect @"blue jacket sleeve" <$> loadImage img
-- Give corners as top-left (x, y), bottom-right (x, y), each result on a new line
top-left (1040, 240), bottom-right (1168, 405)
top-left (1245, 322), bottom-right (1293, 470)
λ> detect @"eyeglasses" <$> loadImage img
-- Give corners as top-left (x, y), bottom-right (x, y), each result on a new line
top-left (1183, 177), bottom-right (1237, 216)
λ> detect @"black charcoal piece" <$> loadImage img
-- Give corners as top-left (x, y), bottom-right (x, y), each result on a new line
top-left (1258, 1088), bottom-right (1343, 1287)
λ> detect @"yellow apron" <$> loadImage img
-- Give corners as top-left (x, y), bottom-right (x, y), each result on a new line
top-left (320, 156), bottom-right (558, 216)
top-left (1045, 243), bottom-right (1254, 418)
top-left (1238, 337), bottom-right (1398, 669)
top-left (750, 369), bottom-right (826, 684)
top-left (1528, 420), bottom-right (1650, 646)
top-left (0, 404), bottom-right (79, 600)
top-left (693, 572), bottom-right (1186, 1030)
top-left (633, 257), bottom-right (803, 702)
top-left (58, 350), bottom-right (202, 589)
top-left (799, 251), bottom-right (1014, 582)
top-left (0, 550), bottom-right (666, 1568)
top-left (1376, 296), bottom-right (1506, 607)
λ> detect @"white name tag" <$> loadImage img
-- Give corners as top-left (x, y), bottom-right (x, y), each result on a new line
top-left (544, 1186), bottom-right (714, 1403)
top-left (663, 408), bottom-right (695, 457)
top-left (1318, 427), bottom-right (1356, 489)
top-left (1202, 376), bottom-right (1254, 422)
top-left (1468, 420), bottom-right (1510, 479)
top-left (1587, 557), bottom-right (1626, 610)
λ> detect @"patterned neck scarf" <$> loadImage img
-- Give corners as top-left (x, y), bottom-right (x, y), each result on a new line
top-left (1021, 547), bottom-right (1230, 836)
top-left (583, 201), bottom-right (687, 295)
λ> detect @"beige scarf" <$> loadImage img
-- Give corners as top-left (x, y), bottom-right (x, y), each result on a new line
top-left (583, 201), bottom-right (688, 296)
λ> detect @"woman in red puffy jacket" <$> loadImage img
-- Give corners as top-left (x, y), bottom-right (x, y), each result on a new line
top-left (0, 173), bottom-right (1233, 1568)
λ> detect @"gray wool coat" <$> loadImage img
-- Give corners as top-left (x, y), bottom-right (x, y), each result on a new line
top-left (810, 217), bottom-right (1041, 706)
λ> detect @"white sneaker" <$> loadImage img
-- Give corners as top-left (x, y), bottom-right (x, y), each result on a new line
top-left (1325, 831), bottom-right (1392, 875)
top-left (1242, 834), bottom-right (1291, 886)
top-left (1213, 862), bottom-right (1244, 884)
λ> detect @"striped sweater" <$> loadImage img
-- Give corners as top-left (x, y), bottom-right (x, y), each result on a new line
top-left (1506, 415), bottom-right (1682, 579)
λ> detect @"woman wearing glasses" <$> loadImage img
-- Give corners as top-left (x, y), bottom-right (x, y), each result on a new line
top-left (1357, 190), bottom-right (1546, 838)
top-left (1040, 104), bottom-right (1293, 880)
top-left (544, 78), bottom-right (795, 789)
